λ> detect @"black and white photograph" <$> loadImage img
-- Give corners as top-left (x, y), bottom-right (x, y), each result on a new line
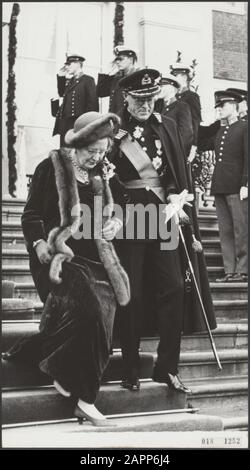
top-left (1, 1), bottom-right (248, 450)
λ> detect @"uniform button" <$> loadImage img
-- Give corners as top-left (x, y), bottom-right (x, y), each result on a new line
top-left (226, 126), bottom-right (229, 129)
top-left (222, 136), bottom-right (225, 139)
top-left (145, 186), bottom-right (150, 191)
top-left (141, 137), bottom-right (145, 142)
top-left (219, 153), bottom-right (222, 156)
top-left (142, 147), bottom-right (147, 151)
top-left (220, 147), bottom-right (223, 150)
top-left (218, 159), bottom-right (222, 162)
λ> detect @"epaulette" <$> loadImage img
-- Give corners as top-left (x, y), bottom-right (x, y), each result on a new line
top-left (114, 128), bottom-right (128, 141)
top-left (153, 112), bottom-right (162, 123)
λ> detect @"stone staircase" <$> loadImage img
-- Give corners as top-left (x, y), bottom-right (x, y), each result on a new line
top-left (1, 197), bottom-right (248, 438)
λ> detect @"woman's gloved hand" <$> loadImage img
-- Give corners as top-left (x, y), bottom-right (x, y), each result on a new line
top-left (35, 240), bottom-right (53, 264)
top-left (102, 218), bottom-right (123, 241)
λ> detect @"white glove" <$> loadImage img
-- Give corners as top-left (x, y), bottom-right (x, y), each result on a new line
top-left (240, 186), bottom-right (248, 200)
top-left (187, 145), bottom-right (197, 164)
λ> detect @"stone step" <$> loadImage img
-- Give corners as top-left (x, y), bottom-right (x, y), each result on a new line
top-left (204, 252), bottom-right (223, 267)
top-left (203, 238), bottom-right (221, 253)
top-left (200, 226), bottom-right (219, 239)
top-left (176, 349), bottom-right (248, 381)
top-left (207, 266), bottom-right (224, 279)
top-left (2, 222), bottom-right (22, 234)
top-left (2, 297), bottom-right (247, 323)
top-left (2, 281), bottom-right (15, 299)
top-left (13, 283), bottom-right (41, 302)
top-left (3, 321), bottom-right (247, 357)
top-left (210, 282), bottom-right (248, 301)
top-left (141, 324), bottom-right (248, 353)
top-left (214, 300), bottom-right (248, 322)
top-left (2, 250), bottom-right (29, 265)
top-left (2, 265), bottom-right (33, 283)
top-left (2, 197), bottom-right (26, 207)
top-left (197, 214), bottom-right (218, 229)
top-left (2, 299), bottom-right (37, 320)
top-left (2, 248), bottom-right (223, 268)
top-left (2, 351), bottom-right (154, 389)
top-left (2, 382), bottom-right (187, 425)
top-left (2, 324), bottom-right (247, 385)
top-left (2, 233), bottom-right (26, 249)
top-left (2, 412), bottom-right (223, 441)
top-left (2, 208), bottom-right (22, 222)
top-left (2, 264), bottom-right (225, 284)
top-left (3, 377), bottom-right (246, 429)
top-left (187, 376), bottom-right (248, 420)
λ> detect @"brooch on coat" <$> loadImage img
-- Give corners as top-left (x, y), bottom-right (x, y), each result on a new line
top-left (133, 126), bottom-right (144, 139)
top-left (102, 157), bottom-right (116, 181)
top-left (152, 139), bottom-right (163, 171)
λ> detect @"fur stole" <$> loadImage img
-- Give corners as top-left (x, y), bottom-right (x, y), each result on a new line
top-left (48, 148), bottom-right (130, 306)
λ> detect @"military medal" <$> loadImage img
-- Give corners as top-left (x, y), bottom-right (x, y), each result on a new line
top-left (152, 139), bottom-right (163, 170)
top-left (133, 126), bottom-right (144, 139)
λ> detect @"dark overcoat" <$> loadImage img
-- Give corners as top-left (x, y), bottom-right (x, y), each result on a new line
top-left (176, 89), bottom-right (202, 146)
top-left (198, 119), bottom-right (248, 194)
top-left (155, 98), bottom-right (194, 155)
top-left (97, 72), bottom-right (126, 114)
top-left (110, 107), bottom-right (216, 334)
top-left (53, 74), bottom-right (99, 138)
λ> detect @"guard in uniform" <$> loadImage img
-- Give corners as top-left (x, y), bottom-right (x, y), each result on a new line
top-left (97, 46), bottom-right (138, 114)
top-left (53, 54), bottom-right (99, 146)
top-left (170, 62), bottom-right (202, 164)
top-left (155, 74), bottom-right (193, 155)
top-left (226, 88), bottom-right (248, 121)
top-left (198, 90), bottom-right (248, 282)
top-left (111, 68), bottom-right (216, 392)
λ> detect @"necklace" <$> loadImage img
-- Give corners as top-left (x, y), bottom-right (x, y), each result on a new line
top-left (68, 152), bottom-right (90, 184)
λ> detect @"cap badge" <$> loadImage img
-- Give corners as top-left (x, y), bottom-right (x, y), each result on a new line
top-left (141, 74), bottom-right (152, 85)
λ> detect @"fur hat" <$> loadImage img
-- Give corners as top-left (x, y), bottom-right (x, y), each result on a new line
top-left (64, 112), bottom-right (121, 146)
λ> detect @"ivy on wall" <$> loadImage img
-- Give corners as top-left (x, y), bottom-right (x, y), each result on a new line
top-left (113, 2), bottom-right (124, 47)
top-left (6, 3), bottom-right (20, 197)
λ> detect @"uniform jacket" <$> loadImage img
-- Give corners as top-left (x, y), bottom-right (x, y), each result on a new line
top-left (198, 119), bottom-right (248, 195)
top-left (97, 68), bottom-right (137, 114)
top-left (110, 107), bottom-right (216, 333)
top-left (53, 74), bottom-right (99, 136)
top-left (176, 88), bottom-right (202, 146)
top-left (155, 98), bottom-right (194, 155)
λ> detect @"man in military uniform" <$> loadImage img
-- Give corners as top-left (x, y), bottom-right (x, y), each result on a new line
top-left (170, 62), bottom-right (202, 164)
top-left (198, 90), bottom-right (248, 283)
top-left (111, 68), bottom-right (216, 392)
top-left (155, 74), bottom-right (193, 155)
top-left (226, 88), bottom-right (248, 121)
top-left (53, 54), bottom-right (99, 146)
top-left (97, 46), bottom-right (138, 114)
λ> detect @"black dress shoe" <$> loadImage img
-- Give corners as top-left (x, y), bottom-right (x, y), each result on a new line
top-left (152, 371), bottom-right (191, 393)
top-left (2, 352), bottom-right (14, 360)
top-left (215, 274), bottom-right (234, 283)
top-left (120, 377), bottom-right (140, 391)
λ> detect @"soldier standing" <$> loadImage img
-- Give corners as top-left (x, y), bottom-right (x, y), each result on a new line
top-left (155, 74), bottom-right (193, 156)
top-left (170, 62), bottom-right (202, 164)
top-left (97, 46), bottom-right (138, 114)
top-left (198, 90), bottom-right (248, 283)
top-left (226, 88), bottom-right (248, 121)
top-left (53, 54), bottom-right (99, 146)
top-left (110, 68), bottom-right (216, 392)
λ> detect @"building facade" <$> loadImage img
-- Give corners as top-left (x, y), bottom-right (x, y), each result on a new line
top-left (2, 1), bottom-right (247, 197)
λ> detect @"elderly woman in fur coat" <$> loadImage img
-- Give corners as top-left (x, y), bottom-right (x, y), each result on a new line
top-left (2, 112), bottom-right (130, 427)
